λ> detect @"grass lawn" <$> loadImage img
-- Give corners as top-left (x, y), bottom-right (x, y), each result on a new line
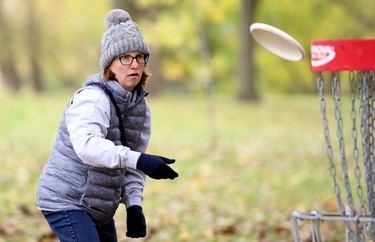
top-left (0, 88), bottom-right (365, 241)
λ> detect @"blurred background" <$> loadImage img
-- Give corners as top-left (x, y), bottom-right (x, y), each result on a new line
top-left (1, 0), bottom-right (375, 241)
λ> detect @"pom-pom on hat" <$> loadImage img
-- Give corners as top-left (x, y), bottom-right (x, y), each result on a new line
top-left (100, 9), bottom-right (150, 70)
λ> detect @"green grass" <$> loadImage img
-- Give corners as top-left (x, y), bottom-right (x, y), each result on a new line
top-left (0, 89), bottom-right (366, 241)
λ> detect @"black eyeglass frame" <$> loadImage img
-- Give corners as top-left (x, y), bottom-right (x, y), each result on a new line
top-left (116, 54), bottom-right (149, 65)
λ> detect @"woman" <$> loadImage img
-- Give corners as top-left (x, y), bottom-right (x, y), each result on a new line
top-left (36, 9), bottom-right (178, 242)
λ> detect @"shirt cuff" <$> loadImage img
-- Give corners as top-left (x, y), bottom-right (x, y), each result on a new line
top-left (126, 150), bottom-right (141, 169)
top-left (125, 196), bottom-right (143, 209)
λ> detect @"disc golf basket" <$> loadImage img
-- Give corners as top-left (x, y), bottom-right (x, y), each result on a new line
top-left (291, 39), bottom-right (375, 241)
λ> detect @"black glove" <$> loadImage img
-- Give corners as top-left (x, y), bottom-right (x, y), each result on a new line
top-left (126, 205), bottom-right (146, 238)
top-left (137, 153), bottom-right (179, 180)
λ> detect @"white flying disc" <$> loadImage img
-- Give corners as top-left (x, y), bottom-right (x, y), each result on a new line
top-left (249, 23), bottom-right (305, 61)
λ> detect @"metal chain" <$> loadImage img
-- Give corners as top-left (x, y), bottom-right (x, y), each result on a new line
top-left (349, 71), bottom-right (367, 242)
top-left (350, 71), bottom-right (366, 216)
top-left (331, 72), bottom-right (356, 217)
top-left (370, 71), bottom-right (375, 205)
top-left (358, 71), bottom-right (375, 240)
top-left (360, 72), bottom-right (375, 212)
top-left (317, 73), bottom-right (346, 214)
top-left (369, 71), bottom-right (375, 241)
top-left (330, 72), bottom-right (361, 241)
top-left (314, 71), bottom-right (375, 241)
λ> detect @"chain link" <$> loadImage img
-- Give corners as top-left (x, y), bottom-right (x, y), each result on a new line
top-left (360, 71), bottom-right (375, 240)
top-left (301, 71), bottom-right (375, 241)
top-left (350, 71), bottom-right (367, 217)
top-left (317, 73), bottom-right (346, 214)
top-left (332, 72), bottom-right (357, 216)
top-left (317, 72), bottom-right (373, 241)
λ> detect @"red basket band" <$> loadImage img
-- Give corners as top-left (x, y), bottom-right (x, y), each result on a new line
top-left (311, 39), bottom-right (375, 71)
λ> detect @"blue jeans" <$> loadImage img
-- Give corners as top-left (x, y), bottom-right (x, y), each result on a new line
top-left (42, 210), bottom-right (118, 242)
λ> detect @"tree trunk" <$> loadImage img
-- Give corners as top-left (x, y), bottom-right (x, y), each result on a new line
top-left (27, 1), bottom-right (44, 92)
top-left (237, 0), bottom-right (260, 101)
top-left (0, 0), bottom-right (22, 91)
top-left (0, 57), bottom-right (22, 91)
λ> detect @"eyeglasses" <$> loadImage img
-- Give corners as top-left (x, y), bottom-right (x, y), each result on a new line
top-left (117, 54), bottom-right (149, 65)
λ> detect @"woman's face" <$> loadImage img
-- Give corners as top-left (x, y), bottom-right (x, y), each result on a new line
top-left (109, 51), bottom-right (146, 92)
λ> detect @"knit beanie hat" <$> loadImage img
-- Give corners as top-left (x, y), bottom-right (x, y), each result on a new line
top-left (100, 9), bottom-right (150, 70)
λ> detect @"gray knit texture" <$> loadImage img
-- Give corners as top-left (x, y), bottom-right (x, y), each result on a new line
top-left (100, 9), bottom-right (150, 70)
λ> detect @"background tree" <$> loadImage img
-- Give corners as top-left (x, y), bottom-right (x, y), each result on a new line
top-left (1, 0), bottom-right (375, 95)
top-left (237, 0), bottom-right (259, 101)
top-left (27, 0), bottom-right (43, 92)
top-left (0, 0), bottom-right (22, 91)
